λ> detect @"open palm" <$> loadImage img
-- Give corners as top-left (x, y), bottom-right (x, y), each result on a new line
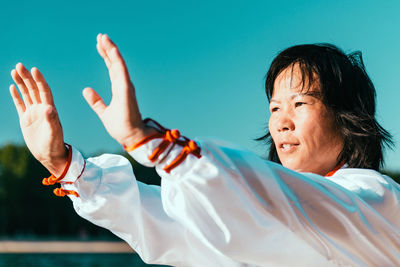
top-left (10, 34), bottom-right (155, 177)
top-left (10, 64), bottom-right (67, 176)
top-left (83, 34), bottom-right (155, 148)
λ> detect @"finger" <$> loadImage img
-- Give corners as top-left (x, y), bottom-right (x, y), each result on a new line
top-left (100, 34), bottom-right (131, 83)
top-left (31, 67), bottom-right (55, 105)
top-left (9, 84), bottom-right (26, 117)
top-left (97, 42), bottom-right (111, 68)
top-left (16, 63), bottom-right (41, 104)
top-left (82, 87), bottom-right (107, 117)
top-left (96, 33), bottom-right (111, 68)
top-left (11, 67), bottom-right (33, 107)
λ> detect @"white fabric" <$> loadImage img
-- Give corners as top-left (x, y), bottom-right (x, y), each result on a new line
top-left (129, 138), bottom-right (400, 266)
top-left (61, 147), bottom-right (242, 266)
top-left (61, 137), bottom-right (400, 266)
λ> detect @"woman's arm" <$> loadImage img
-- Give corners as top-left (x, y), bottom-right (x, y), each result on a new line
top-left (57, 146), bottom-right (242, 266)
top-left (128, 127), bottom-right (400, 266)
top-left (8, 56), bottom-right (240, 266)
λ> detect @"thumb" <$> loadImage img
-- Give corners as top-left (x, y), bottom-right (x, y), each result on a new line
top-left (83, 87), bottom-right (106, 117)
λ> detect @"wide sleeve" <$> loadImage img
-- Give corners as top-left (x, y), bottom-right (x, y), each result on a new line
top-left (56, 146), bottom-right (243, 267)
top-left (128, 123), bottom-right (400, 267)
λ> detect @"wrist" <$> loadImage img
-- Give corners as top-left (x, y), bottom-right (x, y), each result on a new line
top-left (41, 145), bottom-right (69, 177)
top-left (121, 124), bottom-right (159, 149)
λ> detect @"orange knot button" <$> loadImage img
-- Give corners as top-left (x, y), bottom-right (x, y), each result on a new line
top-left (187, 140), bottom-right (199, 152)
top-left (165, 129), bottom-right (181, 142)
top-left (53, 188), bottom-right (66, 197)
top-left (42, 176), bottom-right (57, 186)
top-left (42, 178), bottom-right (50, 186)
top-left (53, 188), bottom-right (79, 197)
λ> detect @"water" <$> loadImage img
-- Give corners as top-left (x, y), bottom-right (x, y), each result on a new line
top-left (0, 253), bottom-right (170, 267)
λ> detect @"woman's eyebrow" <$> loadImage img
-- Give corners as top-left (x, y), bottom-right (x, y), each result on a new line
top-left (292, 91), bottom-right (321, 99)
top-left (270, 94), bottom-right (309, 103)
top-left (270, 91), bottom-right (321, 103)
top-left (289, 93), bottom-right (312, 100)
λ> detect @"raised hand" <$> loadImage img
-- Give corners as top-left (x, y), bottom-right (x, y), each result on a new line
top-left (83, 34), bottom-right (156, 148)
top-left (10, 63), bottom-right (67, 176)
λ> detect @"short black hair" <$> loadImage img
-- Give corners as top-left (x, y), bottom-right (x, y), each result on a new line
top-left (258, 43), bottom-right (393, 171)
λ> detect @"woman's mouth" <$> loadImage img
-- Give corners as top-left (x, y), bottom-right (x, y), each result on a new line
top-left (280, 143), bottom-right (299, 152)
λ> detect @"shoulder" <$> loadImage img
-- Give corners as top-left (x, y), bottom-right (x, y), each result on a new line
top-left (328, 168), bottom-right (399, 199)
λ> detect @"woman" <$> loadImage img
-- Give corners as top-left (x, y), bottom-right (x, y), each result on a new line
top-left (10, 34), bottom-right (400, 266)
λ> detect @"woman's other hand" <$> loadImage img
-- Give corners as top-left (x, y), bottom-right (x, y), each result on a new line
top-left (83, 34), bottom-right (156, 148)
top-left (10, 64), bottom-right (68, 176)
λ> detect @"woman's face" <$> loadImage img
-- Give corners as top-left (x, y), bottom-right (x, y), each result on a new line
top-left (268, 65), bottom-right (344, 176)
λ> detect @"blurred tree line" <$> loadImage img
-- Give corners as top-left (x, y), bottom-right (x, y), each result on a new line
top-left (1, 143), bottom-right (400, 240)
top-left (0, 144), bottom-right (161, 240)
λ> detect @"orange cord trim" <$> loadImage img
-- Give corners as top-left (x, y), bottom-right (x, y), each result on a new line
top-left (164, 140), bottom-right (202, 173)
top-left (42, 144), bottom-right (73, 186)
top-left (125, 118), bottom-right (202, 173)
top-left (53, 158), bottom-right (86, 197)
top-left (41, 144), bottom-right (79, 198)
top-left (124, 118), bottom-right (169, 152)
top-left (124, 131), bottom-right (165, 152)
top-left (325, 162), bottom-right (345, 177)
top-left (53, 188), bottom-right (79, 198)
top-left (148, 129), bottom-right (181, 162)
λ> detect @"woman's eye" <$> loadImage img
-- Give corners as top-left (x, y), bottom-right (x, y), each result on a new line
top-left (295, 102), bottom-right (305, 107)
top-left (271, 107), bottom-right (279, 112)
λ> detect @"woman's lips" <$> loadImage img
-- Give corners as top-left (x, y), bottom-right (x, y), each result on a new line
top-left (279, 143), bottom-right (299, 152)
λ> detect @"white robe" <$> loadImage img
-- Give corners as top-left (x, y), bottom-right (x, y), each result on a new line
top-left (60, 134), bottom-right (400, 266)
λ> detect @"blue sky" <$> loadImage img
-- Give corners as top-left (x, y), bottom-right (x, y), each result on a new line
top-left (2, 1), bottom-right (400, 170)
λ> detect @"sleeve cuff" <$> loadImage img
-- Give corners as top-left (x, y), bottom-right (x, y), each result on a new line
top-left (128, 138), bottom-right (169, 167)
top-left (59, 145), bottom-right (86, 183)
top-left (127, 118), bottom-right (202, 174)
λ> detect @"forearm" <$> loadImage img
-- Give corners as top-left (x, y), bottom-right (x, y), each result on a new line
top-left (55, 146), bottom-right (237, 266)
top-left (59, 147), bottom-right (160, 244)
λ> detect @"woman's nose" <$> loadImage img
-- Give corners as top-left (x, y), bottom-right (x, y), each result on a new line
top-left (277, 114), bottom-right (295, 132)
